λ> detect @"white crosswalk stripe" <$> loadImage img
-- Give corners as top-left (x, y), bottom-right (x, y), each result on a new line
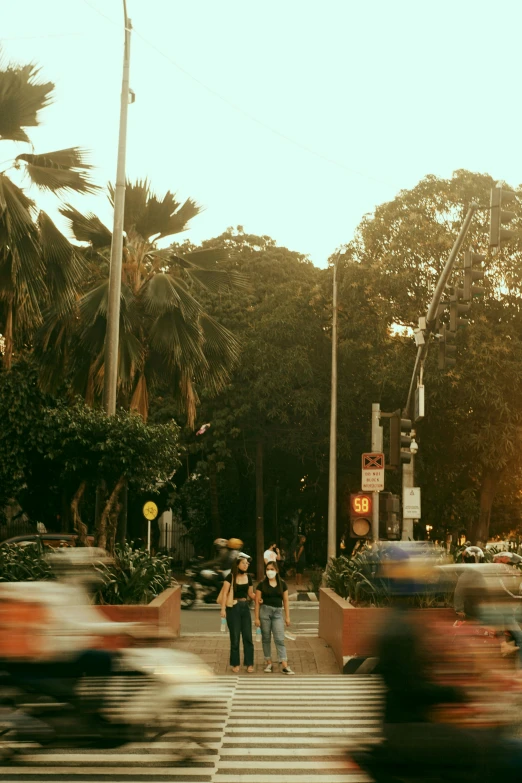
top-left (1, 675), bottom-right (384, 782)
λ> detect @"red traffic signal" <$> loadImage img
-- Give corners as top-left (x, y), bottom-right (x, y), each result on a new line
top-left (349, 493), bottom-right (372, 539)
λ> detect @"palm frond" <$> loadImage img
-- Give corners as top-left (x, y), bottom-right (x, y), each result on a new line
top-left (38, 211), bottom-right (86, 316)
top-left (108, 179), bottom-right (200, 240)
top-left (16, 148), bottom-right (98, 194)
top-left (197, 313), bottom-right (241, 394)
top-left (148, 307), bottom-right (205, 369)
top-left (0, 64), bottom-right (53, 143)
top-left (60, 203), bottom-right (112, 248)
top-left (0, 173), bottom-right (44, 322)
top-left (142, 273), bottom-right (201, 321)
top-left (174, 248), bottom-right (230, 270)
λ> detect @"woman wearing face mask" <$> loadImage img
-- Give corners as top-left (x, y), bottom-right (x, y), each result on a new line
top-left (255, 562), bottom-right (294, 675)
top-left (220, 554), bottom-right (256, 674)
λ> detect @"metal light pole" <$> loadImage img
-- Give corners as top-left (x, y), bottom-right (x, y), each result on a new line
top-left (327, 256), bottom-right (339, 561)
top-left (371, 403), bottom-right (382, 542)
top-left (103, 1), bottom-right (132, 415)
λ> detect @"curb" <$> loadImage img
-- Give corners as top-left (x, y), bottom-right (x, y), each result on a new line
top-left (288, 592), bottom-right (319, 602)
top-left (342, 655), bottom-right (379, 674)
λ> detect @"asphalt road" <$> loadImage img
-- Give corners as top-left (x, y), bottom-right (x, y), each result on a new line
top-left (181, 603), bottom-right (320, 636)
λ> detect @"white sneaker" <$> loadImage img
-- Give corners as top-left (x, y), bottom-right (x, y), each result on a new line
top-left (281, 666), bottom-right (295, 675)
top-left (264, 663), bottom-right (273, 673)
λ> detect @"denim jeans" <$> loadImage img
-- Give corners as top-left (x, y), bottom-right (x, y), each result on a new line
top-left (260, 604), bottom-right (287, 662)
top-left (226, 601), bottom-right (254, 666)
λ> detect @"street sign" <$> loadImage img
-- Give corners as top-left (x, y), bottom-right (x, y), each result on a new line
top-left (361, 453), bottom-right (385, 491)
top-left (143, 501), bottom-right (158, 521)
top-left (403, 487), bottom-right (421, 519)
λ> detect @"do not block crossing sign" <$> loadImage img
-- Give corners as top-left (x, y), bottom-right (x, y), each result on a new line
top-left (361, 452), bottom-right (385, 492)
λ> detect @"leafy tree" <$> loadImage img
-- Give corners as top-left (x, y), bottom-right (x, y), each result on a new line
top-left (0, 61), bottom-right (95, 369)
top-left (38, 181), bottom-right (245, 426)
top-left (348, 170), bottom-right (522, 544)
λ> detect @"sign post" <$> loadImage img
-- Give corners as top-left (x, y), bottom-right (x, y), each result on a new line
top-left (143, 501), bottom-right (158, 552)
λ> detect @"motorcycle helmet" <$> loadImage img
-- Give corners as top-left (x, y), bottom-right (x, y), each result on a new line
top-left (227, 538), bottom-right (243, 550)
top-left (237, 552), bottom-right (252, 562)
top-left (214, 538), bottom-right (228, 549)
top-left (462, 546), bottom-right (484, 563)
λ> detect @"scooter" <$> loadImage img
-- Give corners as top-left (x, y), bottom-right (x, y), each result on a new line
top-left (0, 550), bottom-right (216, 762)
top-left (181, 557), bottom-right (229, 609)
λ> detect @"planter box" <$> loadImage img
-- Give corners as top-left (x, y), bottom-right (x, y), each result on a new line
top-left (99, 585), bottom-right (181, 643)
top-left (319, 588), bottom-right (455, 672)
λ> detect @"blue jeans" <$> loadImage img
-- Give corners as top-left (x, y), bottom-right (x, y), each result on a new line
top-left (260, 604), bottom-right (287, 662)
top-left (226, 601), bottom-right (254, 667)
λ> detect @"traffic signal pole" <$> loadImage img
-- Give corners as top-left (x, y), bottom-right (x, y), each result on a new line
top-left (401, 203), bottom-right (478, 538)
top-left (404, 203), bottom-right (479, 418)
top-left (371, 403), bottom-right (382, 541)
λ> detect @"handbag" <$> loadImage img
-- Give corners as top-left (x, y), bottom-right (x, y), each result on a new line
top-left (216, 578), bottom-right (236, 607)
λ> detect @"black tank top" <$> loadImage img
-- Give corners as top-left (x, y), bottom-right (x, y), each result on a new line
top-left (226, 573), bottom-right (252, 599)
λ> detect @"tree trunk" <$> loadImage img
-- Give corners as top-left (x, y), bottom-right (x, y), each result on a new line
top-left (116, 480), bottom-right (128, 545)
top-left (208, 460), bottom-right (221, 539)
top-left (470, 469), bottom-right (500, 546)
top-left (3, 301), bottom-right (13, 370)
top-left (70, 481), bottom-right (88, 545)
top-left (256, 440), bottom-right (264, 580)
top-left (96, 476), bottom-right (125, 553)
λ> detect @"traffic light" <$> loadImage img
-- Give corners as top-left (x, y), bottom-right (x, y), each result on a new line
top-left (349, 493), bottom-right (372, 539)
top-left (438, 325), bottom-right (456, 370)
top-left (389, 411), bottom-right (413, 467)
top-left (463, 249), bottom-right (485, 300)
top-left (489, 186), bottom-right (517, 248)
top-left (449, 291), bottom-right (470, 332)
top-left (379, 492), bottom-right (401, 540)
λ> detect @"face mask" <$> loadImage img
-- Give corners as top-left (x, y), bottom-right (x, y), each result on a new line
top-left (266, 571), bottom-right (277, 580)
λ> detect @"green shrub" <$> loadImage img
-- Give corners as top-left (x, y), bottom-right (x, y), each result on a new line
top-left (307, 566), bottom-right (324, 594)
top-left (0, 544), bottom-right (53, 582)
top-left (325, 544), bottom-right (453, 608)
top-left (95, 543), bottom-right (174, 605)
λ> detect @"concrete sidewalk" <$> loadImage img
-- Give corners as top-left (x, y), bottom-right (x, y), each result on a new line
top-left (173, 633), bottom-right (339, 675)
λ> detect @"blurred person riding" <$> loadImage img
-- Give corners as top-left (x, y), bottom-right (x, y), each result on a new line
top-left (353, 544), bottom-right (522, 781)
top-left (220, 553), bottom-right (255, 674)
top-left (255, 562), bottom-right (294, 675)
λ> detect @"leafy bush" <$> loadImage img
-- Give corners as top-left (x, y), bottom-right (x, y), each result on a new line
top-left (0, 544), bottom-right (53, 582)
top-left (325, 545), bottom-right (453, 608)
top-left (307, 566), bottom-right (324, 594)
top-left (95, 543), bottom-right (175, 605)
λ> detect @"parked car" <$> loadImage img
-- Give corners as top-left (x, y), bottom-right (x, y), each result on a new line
top-left (0, 534), bottom-right (94, 553)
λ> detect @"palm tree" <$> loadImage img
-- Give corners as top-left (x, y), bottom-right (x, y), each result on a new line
top-left (0, 61), bottom-right (96, 369)
top-left (38, 180), bottom-right (245, 425)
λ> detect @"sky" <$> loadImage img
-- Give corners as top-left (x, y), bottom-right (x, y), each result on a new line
top-left (1, 0), bottom-right (521, 267)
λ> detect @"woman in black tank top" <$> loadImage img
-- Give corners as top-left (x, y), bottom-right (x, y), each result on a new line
top-left (220, 555), bottom-right (255, 673)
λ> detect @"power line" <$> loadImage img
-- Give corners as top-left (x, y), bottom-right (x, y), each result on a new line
top-left (80, 0), bottom-right (395, 188)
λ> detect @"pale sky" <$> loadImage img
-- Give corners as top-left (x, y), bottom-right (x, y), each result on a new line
top-left (1, 0), bottom-right (520, 267)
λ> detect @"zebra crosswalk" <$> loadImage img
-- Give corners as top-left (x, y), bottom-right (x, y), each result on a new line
top-left (0, 675), bottom-right (384, 782)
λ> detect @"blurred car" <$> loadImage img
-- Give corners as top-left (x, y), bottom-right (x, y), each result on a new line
top-left (0, 534), bottom-right (94, 553)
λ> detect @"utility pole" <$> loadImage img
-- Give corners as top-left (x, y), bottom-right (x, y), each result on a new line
top-left (327, 256), bottom-right (339, 561)
top-left (371, 403), bottom-right (382, 542)
top-left (103, 0), bottom-right (132, 415)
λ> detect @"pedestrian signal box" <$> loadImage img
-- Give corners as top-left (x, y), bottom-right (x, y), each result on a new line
top-left (349, 493), bottom-right (372, 539)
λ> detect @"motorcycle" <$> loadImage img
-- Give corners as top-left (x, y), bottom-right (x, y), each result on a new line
top-left (0, 551), bottom-right (216, 762)
top-left (181, 557), bottom-right (229, 610)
